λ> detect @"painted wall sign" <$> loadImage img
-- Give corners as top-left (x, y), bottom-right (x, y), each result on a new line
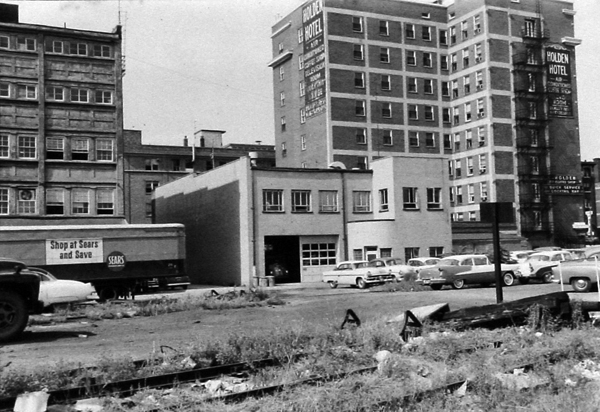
top-left (302, 0), bottom-right (326, 118)
top-left (544, 175), bottom-right (582, 195)
top-left (546, 45), bottom-right (573, 118)
top-left (46, 238), bottom-right (103, 265)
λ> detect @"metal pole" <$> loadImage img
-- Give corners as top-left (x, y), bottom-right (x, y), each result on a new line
top-left (493, 202), bottom-right (503, 303)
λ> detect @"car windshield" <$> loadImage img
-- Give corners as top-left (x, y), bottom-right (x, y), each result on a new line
top-left (439, 258), bottom-right (459, 266)
top-left (355, 262), bottom-right (369, 268)
top-left (425, 259), bottom-right (440, 265)
top-left (386, 259), bottom-right (402, 265)
top-left (408, 260), bottom-right (423, 266)
top-left (529, 255), bottom-right (550, 262)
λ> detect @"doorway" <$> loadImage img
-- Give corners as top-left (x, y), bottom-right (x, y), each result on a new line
top-left (264, 236), bottom-right (301, 283)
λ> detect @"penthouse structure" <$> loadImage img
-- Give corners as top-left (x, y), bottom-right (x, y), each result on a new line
top-left (270, 0), bottom-right (583, 247)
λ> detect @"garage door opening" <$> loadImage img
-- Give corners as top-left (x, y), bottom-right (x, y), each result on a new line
top-left (264, 236), bottom-right (300, 283)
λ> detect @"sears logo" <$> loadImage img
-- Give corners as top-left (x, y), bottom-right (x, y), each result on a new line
top-left (106, 251), bottom-right (126, 271)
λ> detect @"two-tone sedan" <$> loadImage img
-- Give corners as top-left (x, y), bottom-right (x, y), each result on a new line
top-left (322, 260), bottom-right (396, 289)
top-left (552, 247), bottom-right (600, 292)
top-left (516, 250), bottom-right (575, 284)
top-left (366, 257), bottom-right (415, 281)
top-left (417, 254), bottom-right (517, 290)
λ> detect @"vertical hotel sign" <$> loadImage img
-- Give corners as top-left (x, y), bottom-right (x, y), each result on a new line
top-left (303, 0), bottom-right (326, 118)
top-left (546, 45), bottom-right (573, 118)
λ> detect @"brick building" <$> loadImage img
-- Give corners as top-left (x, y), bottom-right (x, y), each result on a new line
top-left (270, 0), bottom-right (584, 247)
top-left (0, 3), bottom-right (124, 225)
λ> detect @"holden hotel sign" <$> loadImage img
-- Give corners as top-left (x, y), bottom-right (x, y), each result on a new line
top-left (302, 0), bottom-right (326, 118)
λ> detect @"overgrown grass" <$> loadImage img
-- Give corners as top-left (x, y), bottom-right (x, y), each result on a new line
top-left (372, 278), bottom-right (429, 293)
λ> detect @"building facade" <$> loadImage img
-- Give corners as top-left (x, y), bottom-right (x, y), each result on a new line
top-left (0, 4), bottom-right (124, 225)
top-left (270, 0), bottom-right (583, 247)
top-left (124, 129), bottom-right (275, 223)
top-left (154, 156), bottom-right (452, 285)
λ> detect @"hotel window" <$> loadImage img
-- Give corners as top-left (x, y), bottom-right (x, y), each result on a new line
top-left (461, 21), bottom-right (468, 39)
top-left (95, 90), bottom-right (112, 104)
top-left (382, 130), bottom-right (393, 145)
top-left (354, 44), bottom-right (364, 60)
top-left (528, 101), bottom-right (537, 119)
top-left (46, 137), bottom-right (64, 160)
top-left (454, 133), bottom-right (461, 151)
top-left (17, 85), bottom-right (36, 99)
top-left (97, 189), bottom-right (115, 215)
top-left (468, 185), bottom-right (475, 203)
top-left (0, 82), bottom-right (9, 98)
top-left (406, 50), bottom-right (416, 66)
top-left (145, 181), bottom-right (159, 194)
top-left (475, 43), bottom-right (483, 61)
top-left (530, 129), bottom-right (539, 146)
top-left (46, 86), bottom-right (64, 101)
top-left (427, 188), bottom-right (442, 210)
top-left (466, 130), bottom-right (473, 148)
top-left (408, 77), bottom-right (417, 93)
top-left (479, 154), bottom-right (487, 173)
top-left (0, 188), bottom-right (8, 215)
top-left (300, 109), bottom-right (306, 124)
top-left (451, 53), bottom-right (457, 71)
top-left (355, 72), bottom-right (365, 88)
top-left (379, 189), bottom-right (389, 212)
top-left (453, 106), bottom-right (460, 124)
top-left (422, 26), bottom-right (431, 41)
top-left (478, 126), bottom-right (486, 146)
top-left (291, 190), bottom-right (312, 213)
top-left (46, 189), bottom-right (65, 215)
top-left (425, 132), bottom-right (435, 147)
top-left (72, 189), bottom-right (89, 214)
top-left (439, 29), bottom-right (448, 45)
top-left (357, 156), bottom-right (368, 170)
top-left (405, 23), bottom-right (415, 39)
top-left (96, 139), bottom-right (114, 162)
top-left (0, 36), bottom-right (8, 49)
top-left (17, 189), bottom-right (36, 214)
top-left (302, 243), bottom-right (336, 266)
top-left (92, 44), bottom-right (111, 57)
top-left (301, 135), bottom-right (306, 150)
top-left (449, 186), bottom-right (455, 203)
top-left (473, 15), bottom-right (481, 33)
top-left (297, 28), bottom-right (304, 44)
top-left (452, 80), bottom-right (459, 97)
top-left (409, 131), bottom-right (419, 147)
top-left (531, 155), bottom-right (540, 174)
top-left (533, 210), bottom-right (542, 229)
top-left (424, 79), bottom-right (433, 94)
top-left (382, 102), bottom-right (392, 118)
top-left (456, 186), bottom-right (463, 204)
top-left (0, 134), bottom-right (8, 158)
top-left (356, 128), bottom-right (367, 144)
top-left (528, 73), bottom-right (536, 92)
top-left (462, 48), bottom-right (470, 67)
top-left (353, 191), bottom-right (371, 213)
top-left (450, 26), bottom-right (456, 44)
top-left (319, 190), bottom-right (338, 213)
top-left (532, 183), bottom-right (541, 201)
top-left (352, 16), bottom-right (363, 32)
top-left (408, 104), bottom-right (418, 120)
top-left (424, 106), bottom-right (434, 121)
top-left (441, 81), bottom-right (449, 97)
top-left (442, 107), bottom-right (450, 123)
top-left (525, 18), bottom-right (536, 37)
top-left (281, 116), bottom-right (286, 131)
top-left (463, 75), bottom-right (471, 94)
top-left (263, 189), bottom-right (284, 212)
top-left (355, 100), bottom-right (366, 117)
top-left (280, 91), bottom-right (285, 106)
top-left (477, 98), bottom-right (485, 117)
top-left (467, 157), bottom-right (474, 176)
top-left (480, 182), bottom-right (488, 201)
top-left (465, 102), bottom-right (472, 122)
top-left (72, 138), bottom-right (89, 161)
top-left (17, 37), bottom-right (36, 51)
top-left (476, 71), bottom-right (484, 89)
top-left (469, 211), bottom-right (477, 221)
top-left (279, 66), bottom-right (285, 81)
top-left (299, 81), bottom-right (305, 97)
top-left (70, 42), bottom-right (87, 55)
top-left (379, 20), bottom-right (389, 36)
top-left (298, 54), bottom-right (304, 70)
top-left (70, 88), bottom-right (88, 103)
top-left (52, 41), bottom-right (63, 53)
top-left (403, 187), bottom-right (419, 210)
top-left (381, 74), bottom-right (391, 91)
top-left (18, 136), bottom-right (36, 159)
top-left (380, 47), bottom-right (390, 63)
top-left (443, 134), bottom-right (451, 150)
top-left (441, 55), bottom-right (449, 71)
top-left (423, 52), bottom-right (432, 67)
top-left (455, 159), bottom-right (462, 177)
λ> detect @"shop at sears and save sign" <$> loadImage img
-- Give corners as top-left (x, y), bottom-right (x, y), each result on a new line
top-left (45, 238), bottom-right (125, 270)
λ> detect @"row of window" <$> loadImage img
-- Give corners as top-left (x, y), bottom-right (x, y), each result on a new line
top-left (353, 247), bottom-right (445, 264)
top-left (0, 83), bottom-right (114, 104)
top-left (262, 187), bottom-right (444, 214)
top-left (448, 154), bottom-right (488, 178)
top-left (0, 35), bottom-right (113, 58)
top-left (0, 134), bottom-right (114, 162)
top-left (449, 182), bottom-right (489, 205)
top-left (443, 126), bottom-right (487, 151)
top-left (0, 187), bottom-right (115, 216)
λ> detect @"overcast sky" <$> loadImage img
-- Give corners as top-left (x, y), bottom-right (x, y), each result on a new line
top-left (6, 0), bottom-right (600, 159)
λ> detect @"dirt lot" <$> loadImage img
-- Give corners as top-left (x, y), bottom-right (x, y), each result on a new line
top-left (0, 282), bottom-right (582, 371)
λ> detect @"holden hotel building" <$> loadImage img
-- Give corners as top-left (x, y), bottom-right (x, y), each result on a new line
top-left (269, 0), bottom-right (584, 247)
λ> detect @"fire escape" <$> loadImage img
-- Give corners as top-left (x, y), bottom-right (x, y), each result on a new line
top-left (512, 14), bottom-right (552, 236)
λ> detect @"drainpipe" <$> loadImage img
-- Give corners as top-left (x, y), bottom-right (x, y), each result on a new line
top-left (341, 170), bottom-right (348, 261)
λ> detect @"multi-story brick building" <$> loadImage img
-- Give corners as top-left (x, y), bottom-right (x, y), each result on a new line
top-left (270, 0), bottom-right (584, 247)
top-left (0, 3), bottom-right (124, 225)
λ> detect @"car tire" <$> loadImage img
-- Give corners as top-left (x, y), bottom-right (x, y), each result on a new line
top-left (357, 278), bottom-right (367, 289)
top-left (541, 271), bottom-right (553, 283)
top-left (452, 279), bottom-right (465, 289)
top-left (519, 278), bottom-right (530, 285)
top-left (503, 272), bottom-right (515, 287)
top-left (99, 286), bottom-right (118, 301)
top-left (430, 284), bottom-right (443, 291)
top-left (0, 291), bottom-right (29, 342)
top-left (571, 278), bottom-right (592, 293)
top-left (328, 281), bottom-right (338, 289)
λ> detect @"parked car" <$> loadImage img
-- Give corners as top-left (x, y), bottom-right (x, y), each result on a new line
top-left (29, 267), bottom-right (97, 308)
top-left (322, 260), bottom-right (396, 289)
top-left (509, 250), bottom-right (535, 264)
top-left (516, 251), bottom-right (575, 284)
top-left (407, 257), bottom-right (441, 275)
top-left (366, 257), bottom-right (414, 281)
top-left (416, 254), bottom-right (517, 290)
top-left (552, 247), bottom-right (600, 292)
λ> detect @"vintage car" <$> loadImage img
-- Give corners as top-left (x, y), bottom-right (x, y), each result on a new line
top-left (322, 260), bottom-right (396, 289)
top-left (509, 250), bottom-right (535, 264)
top-left (552, 247), bottom-right (600, 292)
top-left (516, 251), bottom-right (575, 284)
top-left (407, 257), bottom-right (441, 275)
top-left (29, 267), bottom-right (97, 309)
top-left (416, 254), bottom-right (517, 290)
top-left (366, 257), bottom-right (415, 281)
